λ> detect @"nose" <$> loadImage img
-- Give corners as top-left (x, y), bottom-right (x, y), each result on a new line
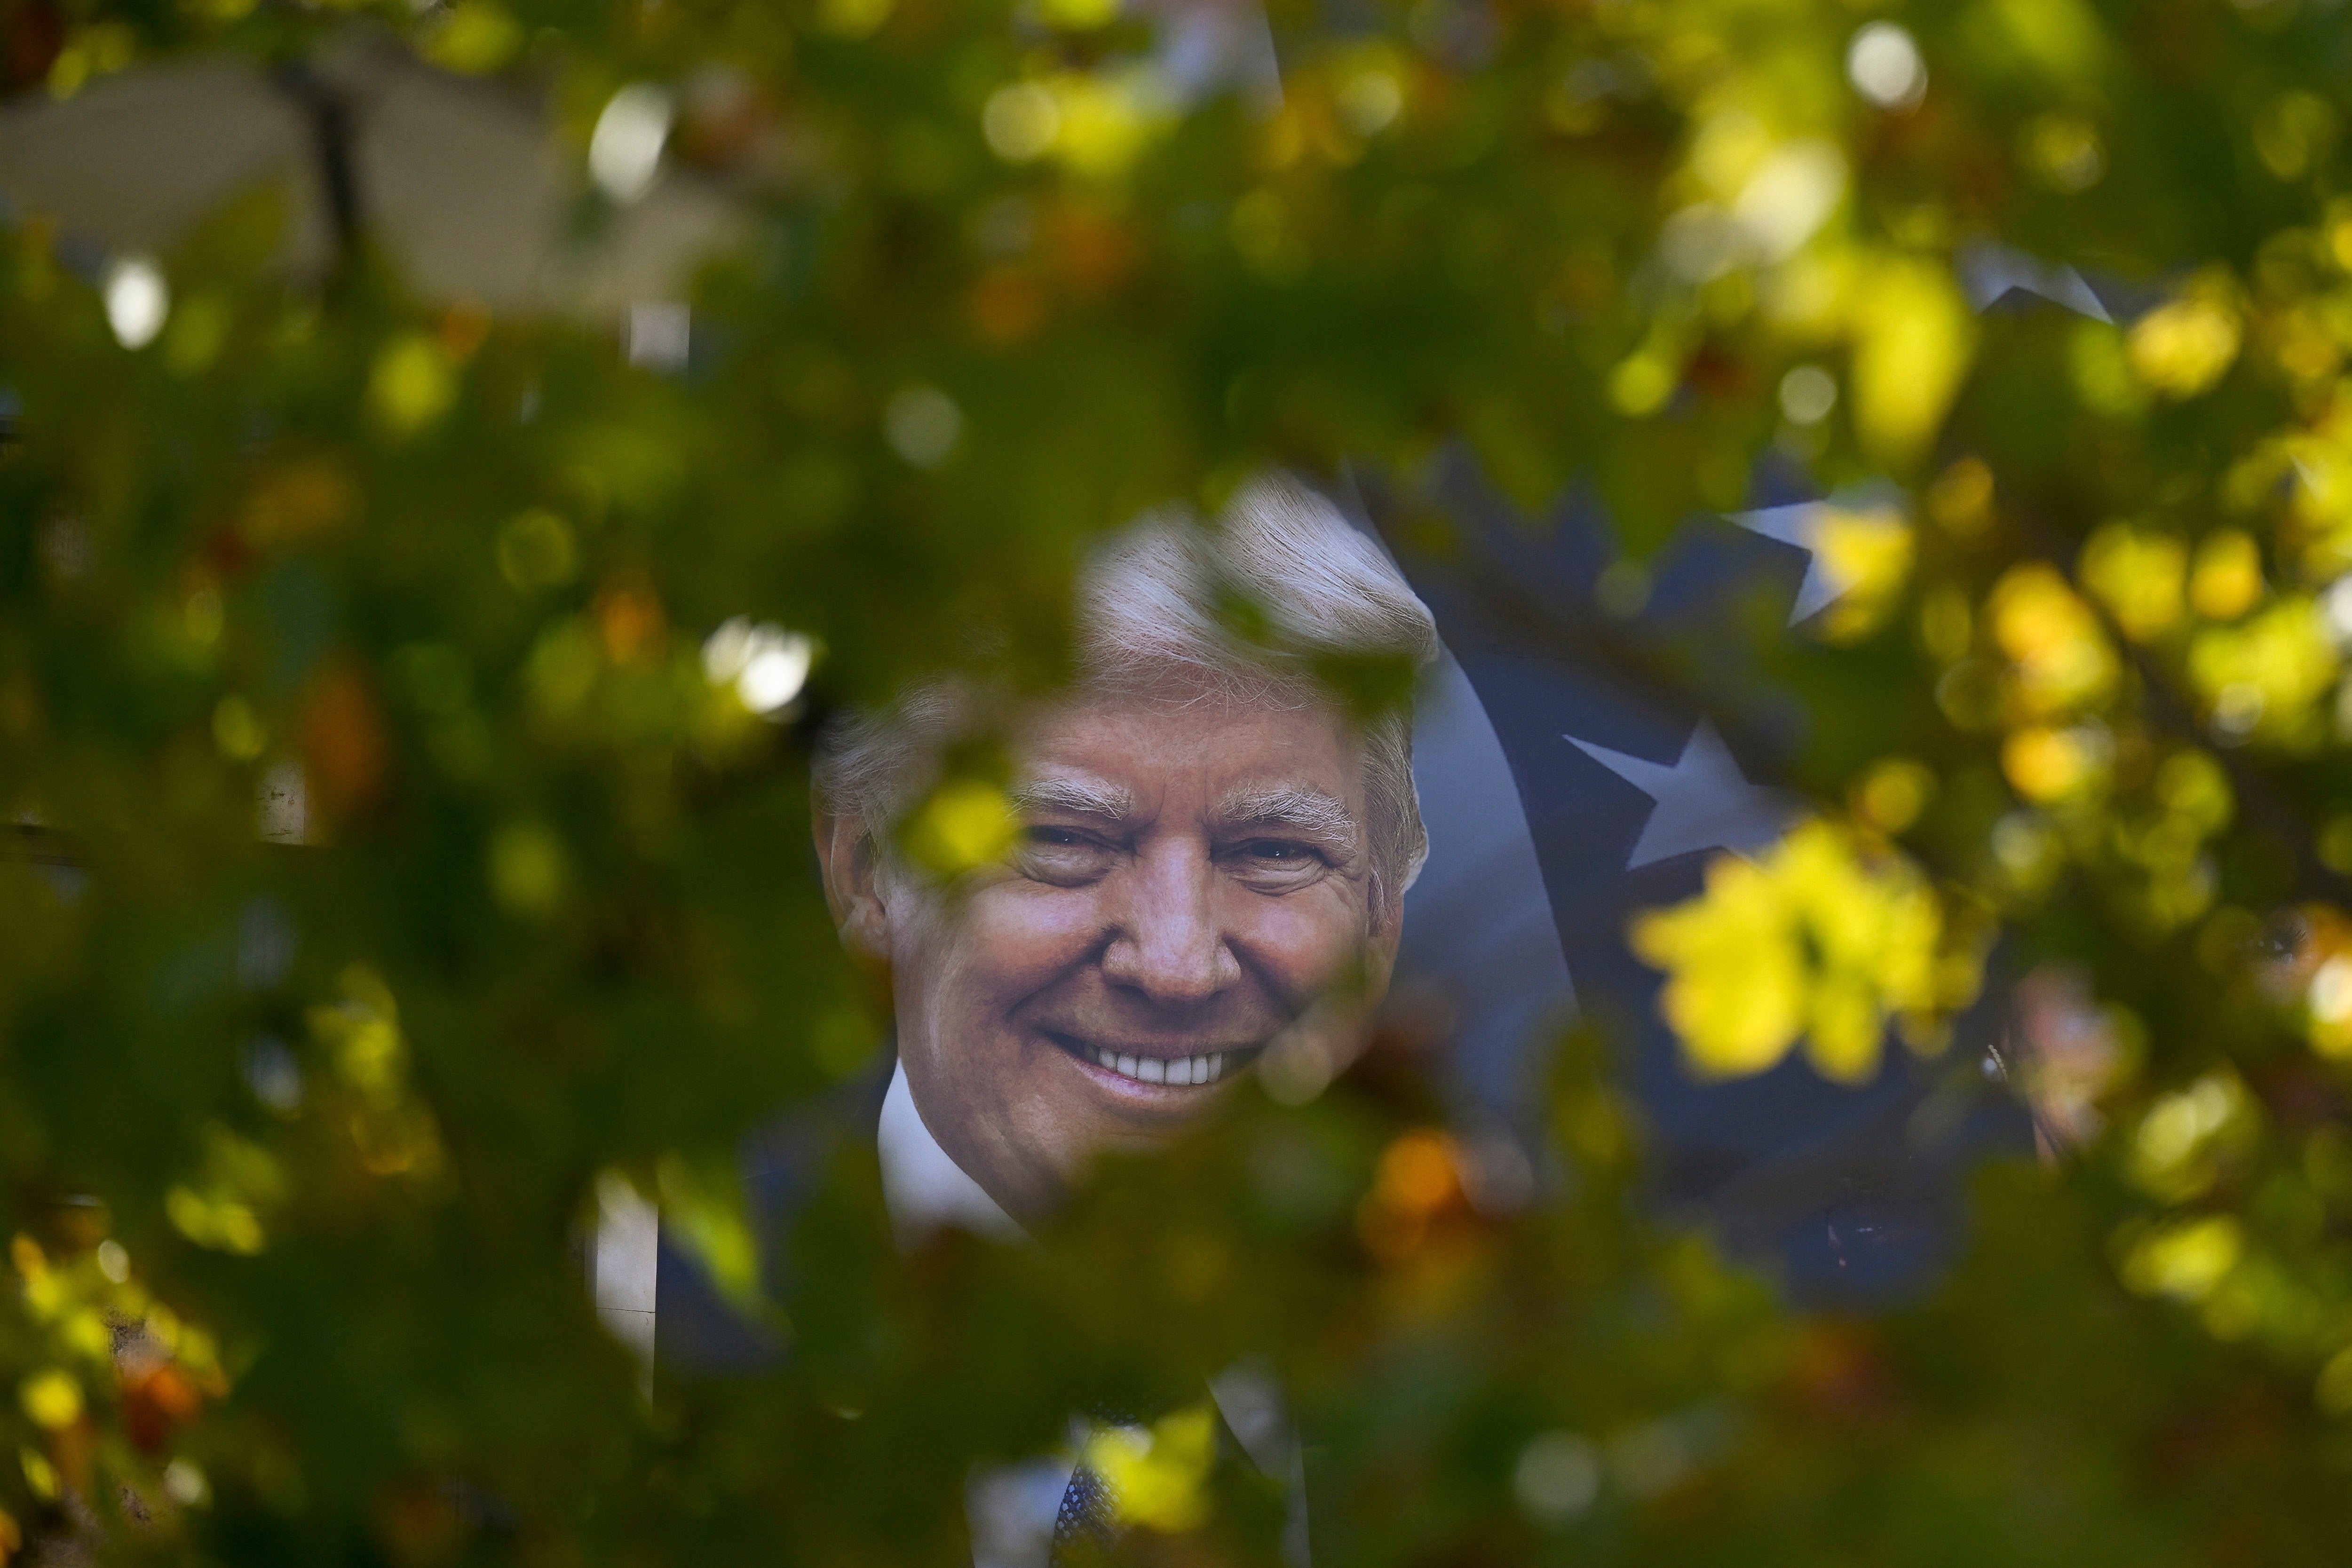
top-left (1100, 840), bottom-right (1241, 1006)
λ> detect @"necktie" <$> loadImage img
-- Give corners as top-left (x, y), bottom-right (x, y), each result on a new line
top-left (1048, 1457), bottom-right (1120, 1564)
top-left (1049, 1402), bottom-right (1141, 1566)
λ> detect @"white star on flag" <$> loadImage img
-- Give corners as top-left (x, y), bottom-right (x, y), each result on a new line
top-left (1728, 503), bottom-right (1851, 626)
top-left (1955, 241), bottom-right (2112, 323)
top-left (1567, 718), bottom-right (1803, 870)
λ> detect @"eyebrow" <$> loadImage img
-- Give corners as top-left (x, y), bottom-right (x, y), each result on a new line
top-left (1214, 785), bottom-right (1361, 855)
top-left (1009, 776), bottom-right (1135, 821)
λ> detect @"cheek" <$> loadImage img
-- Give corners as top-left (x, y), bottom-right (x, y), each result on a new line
top-left (914, 885), bottom-right (1104, 1026)
top-left (1227, 887), bottom-right (1367, 991)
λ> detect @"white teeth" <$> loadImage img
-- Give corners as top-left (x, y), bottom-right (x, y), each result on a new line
top-left (1085, 1047), bottom-right (1234, 1086)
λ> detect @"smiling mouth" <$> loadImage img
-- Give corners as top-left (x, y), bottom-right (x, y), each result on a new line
top-left (1045, 1032), bottom-right (1259, 1088)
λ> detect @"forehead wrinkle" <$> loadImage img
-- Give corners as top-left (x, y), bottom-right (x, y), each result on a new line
top-left (1215, 784), bottom-right (1360, 851)
top-left (1010, 774), bottom-right (1135, 820)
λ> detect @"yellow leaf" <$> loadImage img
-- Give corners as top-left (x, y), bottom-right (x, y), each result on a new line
top-left (1974, 0), bottom-right (2106, 80)
top-left (1632, 822), bottom-right (1958, 1085)
top-left (2069, 321), bottom-right (2150, 418)
top-left (368, 335), bottom-right (457, 438)
top-left (1609, 347), bottom-right (1679, 418)
top-left (1988, 562), bottom-right (2117, 717)
top-left (59, 1309), bottom-right (108, 1361)
top-left (1631, 855), bottom-right (1805, 1078)
top-left (2189, 529), bottom-right (2263, 621)
top-left (904, 779), bottom-right (1017, 877)
top-left (1849, 257), bottom-right (1975, 463)
top-left (424, 3), bottom-right (522, 73)
top-left (1810, 506), bottom-right (1914, 642)
top-left (2186, 600), bottom-right (2336, 742)
top-left (1804, 975), bottom-right (1883, 1084)
top-left (1851, 757), bottom-right (1936, 835)
top-left (2130, 1073), bottom-right (2245, 1202)
top-left (2080, 523), bottom-right (2186, 641)
top-left (1085, 1403), bottom-right (1217, 1533)
top-left (2128, 283), bottom-right (2241, 400)
top-left (658, 1157), bottom-right (768, 1316)
top-left (1927, 457), bottom-right (1996, 536)
top-left (2002, 724), bottom-right (2103, 803)
top-left (18, 1371), bottom-right (79, 1431)
top-left (1037, 0), bottom-right (1118, 30)
top-left (167, 1187), bottom-right (267, 1255)
top-left (2120, 1214), bottom-right (2241, 1302)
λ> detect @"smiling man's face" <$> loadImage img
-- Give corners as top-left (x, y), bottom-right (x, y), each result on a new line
top-left (828, 691), bottom-right (1396, 1221)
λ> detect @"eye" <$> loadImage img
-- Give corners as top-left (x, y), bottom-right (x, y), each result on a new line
top-left (1226, 838), bottom-right (1329, 889)
top-left (1016, 824), bottom-right (1112, 885)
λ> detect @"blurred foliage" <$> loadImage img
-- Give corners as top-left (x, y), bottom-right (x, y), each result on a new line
top-left (1631, 819), bottom-right (1975, 1083)
top-left (5, 0), bottom-right (2352, 1560)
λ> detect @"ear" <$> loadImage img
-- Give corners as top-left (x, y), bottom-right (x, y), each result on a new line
top-left (815, 801), bottom-right (894, 959)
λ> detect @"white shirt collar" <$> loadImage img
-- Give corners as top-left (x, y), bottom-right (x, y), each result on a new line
top-left (876, 1059), bottom-right (1026, 1246)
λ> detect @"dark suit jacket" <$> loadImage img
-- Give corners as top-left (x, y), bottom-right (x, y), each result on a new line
top-left (653, 1063), bottom-right (895, 1374)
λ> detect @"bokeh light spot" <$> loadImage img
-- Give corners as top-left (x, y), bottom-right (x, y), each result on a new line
top-left (1778, 364), bottom-right (1837, 425)
top-left (983, 83), bottom-right (1060, 161)
top-left (102, 256), bottom-right (168, 349)
top-left (1847, 22), bottom-right (1927, 110)
top-left (1514, 1431), bottom-right (1601, 1523)
top-left (589, 84), bottom-right (673, 203)
top-left (884, 385), bottom-right (962, 467)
